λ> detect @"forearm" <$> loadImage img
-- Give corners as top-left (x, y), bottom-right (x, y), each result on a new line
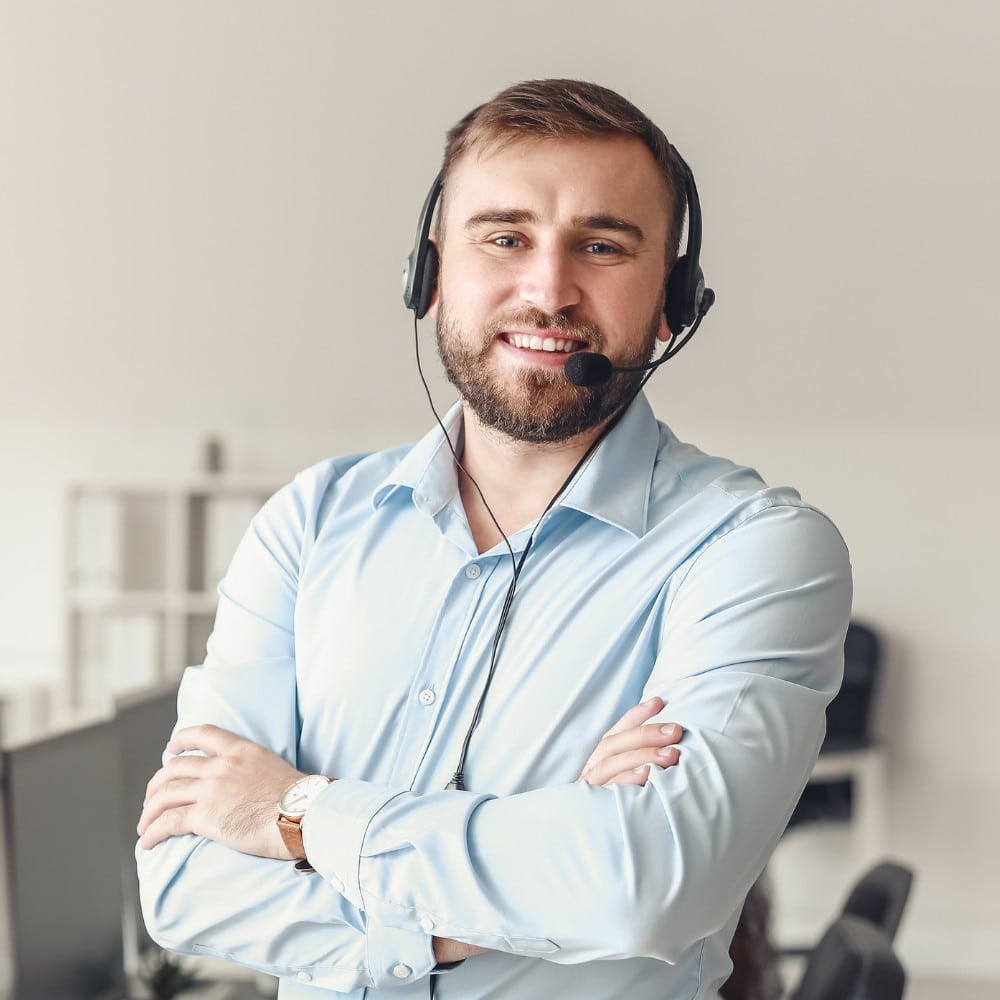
top-left (301, 506), bottom-right (851, 964)
top-left (304, 668), bottom-right (828, 966)
top-left (137, 831), bottom-right (436, 990)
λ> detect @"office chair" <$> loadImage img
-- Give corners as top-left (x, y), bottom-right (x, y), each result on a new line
top-left (824, 621), bottom-right (881, 753)
top-left (787, 620), bottom-right (882, 829)
top-left (790, 914), bottom-right (905, 1000)
top-left (841, 860), bottom-right (914, 943)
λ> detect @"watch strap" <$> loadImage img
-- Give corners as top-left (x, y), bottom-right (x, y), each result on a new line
top-left (277, 814), bottom-right (308, 861)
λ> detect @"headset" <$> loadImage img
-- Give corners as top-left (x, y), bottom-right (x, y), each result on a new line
top-left (402, 148), bottom-right (711, 340)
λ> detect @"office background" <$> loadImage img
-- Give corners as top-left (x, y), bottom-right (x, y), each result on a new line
top-left (1, 0), bottom-right (997, 987)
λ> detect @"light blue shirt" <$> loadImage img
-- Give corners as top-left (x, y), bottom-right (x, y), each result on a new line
top-left (138, 394), bottom-right (852, 999)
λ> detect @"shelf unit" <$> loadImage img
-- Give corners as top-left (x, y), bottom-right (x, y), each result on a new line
top-left (63, 477), bottom-right (281, 712)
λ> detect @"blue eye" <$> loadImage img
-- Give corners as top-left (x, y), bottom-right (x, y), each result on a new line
top-left (492, 235), bottom-right (522, 248)
top-left (585, 242), bottom-right (619, 255)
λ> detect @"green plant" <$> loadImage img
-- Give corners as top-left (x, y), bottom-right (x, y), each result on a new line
top-left (140, 949), bottom-right (204, 1000)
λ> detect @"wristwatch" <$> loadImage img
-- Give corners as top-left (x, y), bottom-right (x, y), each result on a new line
top-left (276, 774), bottom-right (333, 873)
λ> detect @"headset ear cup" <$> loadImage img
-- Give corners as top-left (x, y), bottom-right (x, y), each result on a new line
top-left (416, 241), bottom-right (439, 319)
top-left (663, 254), bottom-right (701, 336)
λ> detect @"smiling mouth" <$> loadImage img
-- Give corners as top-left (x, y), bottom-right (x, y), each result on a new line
top-left (502, 333), bottom-right (588, 354)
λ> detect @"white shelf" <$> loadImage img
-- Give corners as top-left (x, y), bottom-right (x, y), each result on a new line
top-left (68, 589), bottom-right (220, 614)
top-left (63, 478), bottom-right (280, 711)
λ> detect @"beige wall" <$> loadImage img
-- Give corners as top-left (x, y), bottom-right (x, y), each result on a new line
top-left (1, 0), bottom-right (998, 979)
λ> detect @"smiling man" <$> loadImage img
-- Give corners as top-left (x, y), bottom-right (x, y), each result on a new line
top-left (137, 80), bottom-right (851, 999)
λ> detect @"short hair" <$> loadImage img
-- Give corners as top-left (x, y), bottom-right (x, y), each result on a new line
top-left (440, 79), bottom-right (687, 267)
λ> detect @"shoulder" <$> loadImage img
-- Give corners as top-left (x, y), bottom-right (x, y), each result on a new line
top-left (252, 442), bottom-right (415, 544)
top-left (648, 421), bottom-right (850, 577)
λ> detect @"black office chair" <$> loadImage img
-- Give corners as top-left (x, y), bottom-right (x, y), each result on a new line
top-left (790, 914), bottom-right (905, 1000)
top-left (841, 860), bottom-right (913, 943)
top-left (824, 621), bottom-right (881, 753)
top-left (787, 621), bottom-right (882, 829)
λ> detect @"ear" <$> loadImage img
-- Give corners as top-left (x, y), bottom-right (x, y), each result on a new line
top-left (656, 309), bottom-right (673, 344)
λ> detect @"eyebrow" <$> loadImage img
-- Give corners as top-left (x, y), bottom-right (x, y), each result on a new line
top-left (463, 209), bottom-right (646, 243)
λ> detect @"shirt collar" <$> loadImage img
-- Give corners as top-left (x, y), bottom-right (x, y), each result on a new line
top-left (372, 394), bottom-right (660, 538)
top-left (372, 403), bottom-right (464, 517)
top-left (554, 393), bottom-right (659, 538)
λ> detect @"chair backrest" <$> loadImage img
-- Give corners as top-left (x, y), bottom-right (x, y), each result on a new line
top-left (841, 861), bottom-right (914, 943)
top-left (823, 620), bottom-right (881, 752)
top-left (791, 914), bottom-right (905, 1000)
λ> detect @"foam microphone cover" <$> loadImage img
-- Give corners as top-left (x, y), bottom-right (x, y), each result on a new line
top-left (564, 352), bottom-right (614, 387)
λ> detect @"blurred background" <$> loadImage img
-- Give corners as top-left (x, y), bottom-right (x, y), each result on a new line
top-left (1, 1), bottom-right (997, 996)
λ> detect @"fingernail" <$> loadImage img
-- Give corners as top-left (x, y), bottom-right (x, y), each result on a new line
top-left (657, 746), bottom-right (677, 758)
top-left (633, 764), bottom-right (650, 774)
top-left (660, 724), bottom-right (678, 737)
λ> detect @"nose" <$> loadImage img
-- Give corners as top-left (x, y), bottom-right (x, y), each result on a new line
top-left (518, 247), bottom-right (582, 313)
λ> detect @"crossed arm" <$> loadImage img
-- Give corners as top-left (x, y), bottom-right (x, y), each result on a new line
top-left (136, 483), bottom-right (850, 988)
top-left (137, 697), bottom-right (683, 964)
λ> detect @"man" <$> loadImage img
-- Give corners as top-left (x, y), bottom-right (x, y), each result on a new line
top-left (137, 79), bottom-right (851, 998)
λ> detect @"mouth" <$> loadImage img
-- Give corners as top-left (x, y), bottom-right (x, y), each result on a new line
top-left (500, 331), bottom-right (589, 355)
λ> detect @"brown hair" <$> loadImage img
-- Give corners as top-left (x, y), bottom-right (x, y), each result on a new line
top-left (440, 79), bottom-right (687, 266)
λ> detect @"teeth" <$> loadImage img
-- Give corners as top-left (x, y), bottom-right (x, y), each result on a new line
top-left (508, 334), bottom-right (578, 353)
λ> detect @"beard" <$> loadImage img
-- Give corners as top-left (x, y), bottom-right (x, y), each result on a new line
top-left (435, 301), bottom-right (662, 444)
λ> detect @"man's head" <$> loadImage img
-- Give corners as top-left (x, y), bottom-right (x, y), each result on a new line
top-left (439, 80), bottom-right (688, 272)
top-left (428, 79), bottom-right (688, 445)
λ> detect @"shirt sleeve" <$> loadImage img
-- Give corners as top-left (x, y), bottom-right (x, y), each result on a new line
top-left (302, 502), bottom-right (853, 965)
top-left (135, 477), bottom-right (436, 992)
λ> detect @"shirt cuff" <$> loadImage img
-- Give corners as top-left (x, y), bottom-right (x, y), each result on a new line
top-left (303, 779), bottom-right (436, 989)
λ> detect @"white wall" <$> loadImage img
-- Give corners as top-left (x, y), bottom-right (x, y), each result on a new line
top-left (1, 0), bottom-right (997, 979)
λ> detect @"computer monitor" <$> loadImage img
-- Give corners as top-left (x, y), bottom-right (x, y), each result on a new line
top-left (113, 682), bottom-right (180, 976)
top-left (0, 717), bottom-right (127, 1000)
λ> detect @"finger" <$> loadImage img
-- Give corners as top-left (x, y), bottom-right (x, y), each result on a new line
top-left (579, 722), bottom-right (682, 782)
top-left (138, 778), bottom-right (201, 834)
top-left (599, 721), bottom-right (683, 758)
top-left (604, 696), bottom-right (666, 737)
top-left (167, 724), bottom-right (243, 756)
top-left (579, 720), bottom-right (682, 784)
top-left (138, 805), bottom-right (198, 850)
top-left (144, 754), bottom-right (215, 803)
top-left (611, 764), bottom-right (655, 787)
top-left (586, 745), bottom-right (681, 786)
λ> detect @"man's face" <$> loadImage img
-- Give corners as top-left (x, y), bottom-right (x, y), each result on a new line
top-left (430, 134), bottom-right (673, 444)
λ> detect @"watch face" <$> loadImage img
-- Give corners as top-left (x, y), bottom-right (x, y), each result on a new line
top-left (278, 774), bottom-right (330, 818)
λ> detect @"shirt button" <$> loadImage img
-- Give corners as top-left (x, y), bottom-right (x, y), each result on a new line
top-left (420, 915), bottom-right (435, 932)
top-left (418, 689), bottom-right (436, 706)
top-left (297, 971), bottom-right (312, 983)
top-left (465, 563), bottom-right (482, 579)
top-left (392, 964), bottom-right (412, 980)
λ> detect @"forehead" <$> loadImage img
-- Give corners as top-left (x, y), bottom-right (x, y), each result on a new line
top-left (441, 135), bottom-right (672, 238)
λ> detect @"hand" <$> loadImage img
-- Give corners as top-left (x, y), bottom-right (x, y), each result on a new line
top-left (431, 704), bottom-right (682, 967)
top-left (577, 696), bottom-right (682, 786)
top-left (137, 724), bottom-right (306, 859)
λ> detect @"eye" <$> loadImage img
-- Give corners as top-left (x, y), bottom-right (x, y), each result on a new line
top-left (583, 241), bottom-right (621, 256)
top-left (491, 234), bottom-right (523, 248)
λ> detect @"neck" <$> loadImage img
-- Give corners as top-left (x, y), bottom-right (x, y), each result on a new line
top-left (456, 405), bottom-right (606, 553)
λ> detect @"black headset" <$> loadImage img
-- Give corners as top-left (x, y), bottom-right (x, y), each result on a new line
top-left (402, 149), bottom-right (709, 337)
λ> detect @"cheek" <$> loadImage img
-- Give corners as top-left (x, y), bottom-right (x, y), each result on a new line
top-left (441, 255), bottom-right (515, 313)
